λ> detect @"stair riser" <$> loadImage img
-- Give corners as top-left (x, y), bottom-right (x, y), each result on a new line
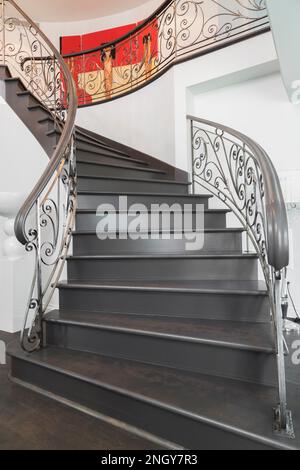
top-left (77, 136), bottom-right (132, 155)
top-left (77, 177), bottom-right (189, 195)
top-left (77, 135), bottom-right (105, 147)
top-left (46, 322), bottom-right (277, 386)
top-left (27, 107), bottom-right (52, 122)
top-left (77, 193), bottom-right (210, 210)
top-left (34, 130), bottom-right (57, 156)
top-left (5, 85), bottom-right (35, 121)
top-left (75, 211), bottom-right (227, 231)
top-left (0, 66), bottom-right (11, 79)
top-left (10, 357), bottom-right (276, 450)
top-left (4, 79), bottom-right (57, 155)
top-left (17, 94), bottom-right (40, 108)
top-left (4, 80), bottom-right (26, 96)
top-left (38, 119), bottom-right (55, 133)
top-left (77, 162), bottom-right (167, 180)
top-left (78, 142), bottom-right (134, 158)
top-left (77, 149), bottom-right (148, 167)
top-left (5, 91), bottom-right (53, 155)
top-left (67, 257), bottom-right (258, 281)
top-left (59, 288), bottom-right (270, 323)
top-left (72, 232), bottom-right (242, 255)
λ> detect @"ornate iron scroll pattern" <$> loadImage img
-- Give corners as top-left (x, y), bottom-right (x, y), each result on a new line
top-left (62, 0), bottom-right (269, 105)
top-left (20, 141), bottom-right (77, 352)
top-left (191, 121), bottom-right (270, 282)
top-left (1, 4), bottom-right (66, 122)
top-left (188, 116), bottom-right (293, 436)
top-left (0, 0), bottom-right (78, 352)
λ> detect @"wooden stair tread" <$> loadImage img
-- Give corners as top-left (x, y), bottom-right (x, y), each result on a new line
top-left (8, 342), bottom-right (297, 450)
top-left (58, 279), bottom-right (268, 295)
top-left (45, 310), bottom-right (275, 353)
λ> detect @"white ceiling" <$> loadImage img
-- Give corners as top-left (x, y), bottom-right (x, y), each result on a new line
top-left (20, 0), bottom-right (150, 22)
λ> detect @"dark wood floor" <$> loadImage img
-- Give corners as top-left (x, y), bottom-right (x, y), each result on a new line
top-left (1, 328), bottom-right (300, 450)
top-left (0, 332), bottom-right (162, 450)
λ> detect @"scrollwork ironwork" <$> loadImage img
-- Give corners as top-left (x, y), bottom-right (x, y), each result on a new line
top-left (60, 0), bottom-right (268, 105)
top-left (191, 122), bottom-right (272, 280)
top-left (1, 0), bottom-right (77, 352)
top-left (19, 141), bottom-right (77, 352)
top-left (188, 115), bottom-right (292, 434)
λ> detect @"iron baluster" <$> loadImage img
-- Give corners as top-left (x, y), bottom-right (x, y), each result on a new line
top-left (188, 115), bottom-right (293, 436)
top-left (56, 0), bottom-right (269, 106)
top-left (0, 0), bottom-right (77, 353)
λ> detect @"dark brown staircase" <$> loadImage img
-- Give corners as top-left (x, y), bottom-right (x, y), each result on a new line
top-left (1, 65), bottom-right (299, 450)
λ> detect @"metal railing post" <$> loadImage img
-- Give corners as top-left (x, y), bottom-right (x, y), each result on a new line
top-left (273, 271), bottom-right (294, 437)
top-left (190, 119), bottom-right (196, 195)
top-left (36, 197), bottom-right (44, 348)
top-left (187, 114), bottom-right (294, 437)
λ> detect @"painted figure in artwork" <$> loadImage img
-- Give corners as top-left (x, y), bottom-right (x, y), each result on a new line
top-left (143, 33), bottom-right (154, 81)
top-left (65, 56), bottom-right (89, 105)
top-left (101, 45), bottom-right (116, 99)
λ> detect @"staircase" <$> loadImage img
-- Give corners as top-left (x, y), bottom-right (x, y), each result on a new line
top-left (0, 66), bottom-right (295, 449)
top-left (1, 0), bottom-right (298, 451)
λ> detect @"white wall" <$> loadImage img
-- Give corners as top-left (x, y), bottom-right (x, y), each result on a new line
top-left (39, 2), bottom-right (285, 171)
top-left (41, 12), bottom-right (300, 311)
top-left (41, 0), bottom-right (162, 49)
top-left (189, 66), bottom-right (300, 312)
top-left (41, 1), bottom-right (281, 168)
top-left (0, 102), bottom-right (48, 332)
top-left (190, 72), bottom-right (300, 174)
top-left (287, 209), bottom-right (300, 315)
top-left (76, 31), bottom-right (280, 169)
top-left (266, 0), bottom-right (300, 102)
top-left (41, 0), bottom-right (175, 162)
top-left (0, 104), bottom-right (48, 197)
top-left (76, 68), bottom-right (175, 164)
top-left (173, 31), bottom-right (279, 171)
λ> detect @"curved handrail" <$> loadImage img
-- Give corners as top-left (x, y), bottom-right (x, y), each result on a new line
top-left (187, 115), bottom-right (292, 433)
top-left (63, 0), bottom-right (172, 59)
top-left (187, 115), bottom-right (289, 272)
top-left (1, 0), bottom-right (78, 352)
top-left (60, 0), bottom-right (269, 106)
top-left (16, 2), bottom-right (270, 109)
top-left (6, 0), bottom-right (78, 245)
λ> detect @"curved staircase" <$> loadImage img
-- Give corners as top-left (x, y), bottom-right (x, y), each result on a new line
top-left (0, 0), bottom-right (299, 451)
top-left (0, 67), bottom-right (297, 450)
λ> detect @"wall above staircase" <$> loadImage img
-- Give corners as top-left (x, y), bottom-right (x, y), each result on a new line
top-left (74, 31), bottom-right (277, 171)
top-left (41, 0), bottom-right (162, 49)
top-left (266, 0), bottom-right (300, 103)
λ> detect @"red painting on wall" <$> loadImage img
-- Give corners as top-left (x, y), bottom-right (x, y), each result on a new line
top-left (61, 19), bottom-right (159, 105)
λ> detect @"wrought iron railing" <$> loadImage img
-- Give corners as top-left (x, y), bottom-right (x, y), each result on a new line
top-left (188, 115), bottom-right (293, 436)
top-left (0, 0), bottom-right (292, 438)
top-left (61, 0), bottom-right (269, 106)
top-left (0, 0), bottom-right (78, 351)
